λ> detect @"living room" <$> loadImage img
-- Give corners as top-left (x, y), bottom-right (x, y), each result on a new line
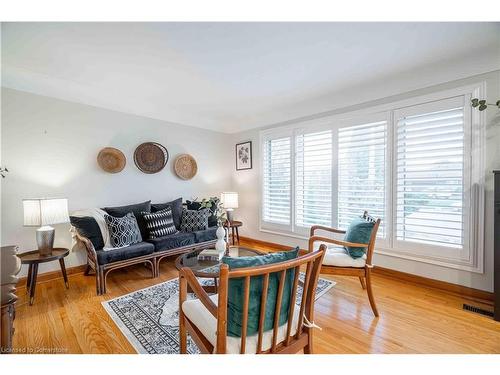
top-left (1, 1), bottom-right (499, 372)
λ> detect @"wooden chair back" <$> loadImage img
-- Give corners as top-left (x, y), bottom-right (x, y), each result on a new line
top-left (180, 246), bottom-right (326, 354)
top-left (363, 212), bottom-right (381, 266)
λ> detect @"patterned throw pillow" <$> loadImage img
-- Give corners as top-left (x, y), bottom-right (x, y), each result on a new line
top-left (141, 208), bottom-right (178, 239)
top-left (104, 212), bottom-right (142, 248)
top-left (180, 208), bottom-right (209, 232)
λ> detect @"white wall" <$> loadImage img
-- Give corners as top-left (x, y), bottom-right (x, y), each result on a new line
top-left (1, 88), bottom-right (233, 276)
top-left (231, 71), bottom-right (500, 292)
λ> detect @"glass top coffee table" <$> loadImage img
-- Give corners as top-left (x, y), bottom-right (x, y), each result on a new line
top-left (175, 246), bottom-right (264, 279)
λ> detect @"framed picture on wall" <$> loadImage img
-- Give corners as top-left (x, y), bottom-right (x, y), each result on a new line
top-left (236, 141), bottom-right (252, 170)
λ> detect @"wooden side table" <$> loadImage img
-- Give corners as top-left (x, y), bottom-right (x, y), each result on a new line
top-left (17, 248), bottom-right (70, 306)
top-left (224, 220), bottom-right (242, 245)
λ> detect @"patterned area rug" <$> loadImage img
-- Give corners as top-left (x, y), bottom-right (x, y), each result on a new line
top-left (102, 275), bottom-right (335, 354)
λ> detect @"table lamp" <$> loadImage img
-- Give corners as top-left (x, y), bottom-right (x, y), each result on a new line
top-left (220, 192), bottom-right (238, 222)
top-left (23, 198), bottom-right (69, 256)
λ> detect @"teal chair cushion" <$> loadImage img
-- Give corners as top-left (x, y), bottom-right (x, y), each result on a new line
top-left (222, 247), bottom-right (299, 337)
top-left (344, 217), bottom-right (375, 259)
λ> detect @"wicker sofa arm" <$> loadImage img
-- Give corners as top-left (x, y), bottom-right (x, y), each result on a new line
top-left (73, 230), bottom-right (99, 268)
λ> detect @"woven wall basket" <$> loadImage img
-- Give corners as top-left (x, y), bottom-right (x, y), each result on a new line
top-left (174, 154), bottom-right (198, 180)
top-left (134, 142), bottom-right (169, 174)
top-left (97, 147), bottom-right (126, 173)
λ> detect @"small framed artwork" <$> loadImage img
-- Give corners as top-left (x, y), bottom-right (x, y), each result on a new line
top-left (236, 141), bottom-right (252, 170)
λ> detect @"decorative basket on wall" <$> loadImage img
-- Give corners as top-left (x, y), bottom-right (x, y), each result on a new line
top-left (97, 147), bottom-right (126, 173)
top-left (174, 154), bottom-right (198, 180)
top-left (134, 142), bottom-right (169, 174)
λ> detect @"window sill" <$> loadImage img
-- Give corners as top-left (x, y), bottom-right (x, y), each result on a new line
top-left (259, 227), bottom-right (483, 273)
top-left (259, 228), bottom-right (309, 241)
top-left (374, 247), bottom-right (483, 273)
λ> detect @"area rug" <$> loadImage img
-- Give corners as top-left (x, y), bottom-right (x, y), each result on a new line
top-left (102, 275), bottom-right (335, 354)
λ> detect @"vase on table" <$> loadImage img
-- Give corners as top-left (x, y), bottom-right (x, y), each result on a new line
top-left (215, 225), bottom-right (227, 253)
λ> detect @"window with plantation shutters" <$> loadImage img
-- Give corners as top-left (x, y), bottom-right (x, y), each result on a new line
top-left (295, 130), bottom-right (333, 228)
top-left (337, 121), bottom-right (387, 236)
top-left (395, 99), bottom-right (466, 249)
top-left (260, 87), bottom-right (483, 271)
top-left (262, 136), bottom-right (292, 226)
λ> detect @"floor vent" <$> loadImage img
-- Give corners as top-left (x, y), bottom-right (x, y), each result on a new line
top-left (463, 304), bottom-right (494, 317)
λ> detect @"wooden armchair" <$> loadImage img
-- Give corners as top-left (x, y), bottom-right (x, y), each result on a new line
top-left (178, 247), bottom-right (326, 354)
top-left (308, 212), bottom-right (381, 317)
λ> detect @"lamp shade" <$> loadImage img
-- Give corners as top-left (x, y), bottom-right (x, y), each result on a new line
top-left (220, 192), bottom-right (239, 209)
top-left (23, 198), bottom-right (69, 227)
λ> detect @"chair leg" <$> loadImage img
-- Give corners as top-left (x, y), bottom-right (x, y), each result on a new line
top-left (365, 269), bottom-right (379, 317)
top-left (359, 276), bottom-right (366, 289)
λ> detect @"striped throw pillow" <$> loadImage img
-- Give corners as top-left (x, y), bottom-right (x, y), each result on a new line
top-left (141, 208), bottom-right (178, 239)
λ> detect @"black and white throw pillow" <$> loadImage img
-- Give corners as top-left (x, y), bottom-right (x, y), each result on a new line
top-left (141, 208), bottom-right (178, 239)
top-left (180, 208), bottom-right (209, 232)
top-left (104, 212), bottom-right (142, 248)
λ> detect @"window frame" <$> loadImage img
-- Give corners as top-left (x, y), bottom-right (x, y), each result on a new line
top-left (259, 82), bottom-right (485, 272)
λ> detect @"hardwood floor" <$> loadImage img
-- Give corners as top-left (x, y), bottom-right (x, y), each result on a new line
top-left (12, 240), bottom-right (500, 354)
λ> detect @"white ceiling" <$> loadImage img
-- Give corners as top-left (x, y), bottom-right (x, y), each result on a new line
top-left (2, 22), bottom-right (499, 133)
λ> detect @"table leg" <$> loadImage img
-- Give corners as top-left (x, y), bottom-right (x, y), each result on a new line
top-left (26, 264), bottom-right (33, 295)
top-left (213, 277), bottom-right (218, 293)
top-left (59, 258), bottom-right (69, 289)
top-left (232, 227), bottom-right (236, 245)
top-left (29, 264), bottom-right (39, 306)
top-left (236, 226), bottom-right (240, 244)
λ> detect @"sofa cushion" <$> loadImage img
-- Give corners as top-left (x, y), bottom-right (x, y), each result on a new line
top-left (192, 227), bottom-right (217, 243)
top-left (70, 216), bottom-right (104, 250)
top-left (104, 213), bottom-right (142, 248)
top-left (313, 242), bottom-right (367, 267)
top-left (151, 198), bottom-right (183, 230)
top-left (96, 241), bottom-right (154, 264)
top-left (146, 232), bottom-right (195, 252)
top-left (182, 294), bottom-right (300, 354)
top-left (180, 208), bottom-right (209, 232)
top-left (141, 208), bottom-right (178, 239)
top-left (186, 199), bottom-right (218, 227)
top-left (222, 248), bottom-right (299, 337)
top-left (103, 200), bottom-right (151, 239)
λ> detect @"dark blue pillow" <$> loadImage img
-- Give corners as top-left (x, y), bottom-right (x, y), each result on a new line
top-left (186, 200), bottom-right (218, 227)
top-left (70, 216), bottom-right (104, 250)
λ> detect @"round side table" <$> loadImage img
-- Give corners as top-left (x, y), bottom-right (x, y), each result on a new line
top-left (223, 220), bottom-right (243, 245)
top-left (17, 248), bottom-right (70, 306)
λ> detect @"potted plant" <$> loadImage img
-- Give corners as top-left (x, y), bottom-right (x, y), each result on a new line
top-left (199, 197), bottom-right (228, 252)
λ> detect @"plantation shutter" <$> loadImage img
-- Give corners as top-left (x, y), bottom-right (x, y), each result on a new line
top-left (262, 136), bottom-right (292, 226)
top-left (337, 121), bottom-right (386, 235)
top-left (295, 130), bottom-right (333, 227)
top-left (395, 100), bottom-right (465, 248)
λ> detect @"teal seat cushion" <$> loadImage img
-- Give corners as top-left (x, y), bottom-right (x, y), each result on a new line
top-left (222, 247), bottom-right (299, 337)
top-left (344, 217), bottom-right (375, 259)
